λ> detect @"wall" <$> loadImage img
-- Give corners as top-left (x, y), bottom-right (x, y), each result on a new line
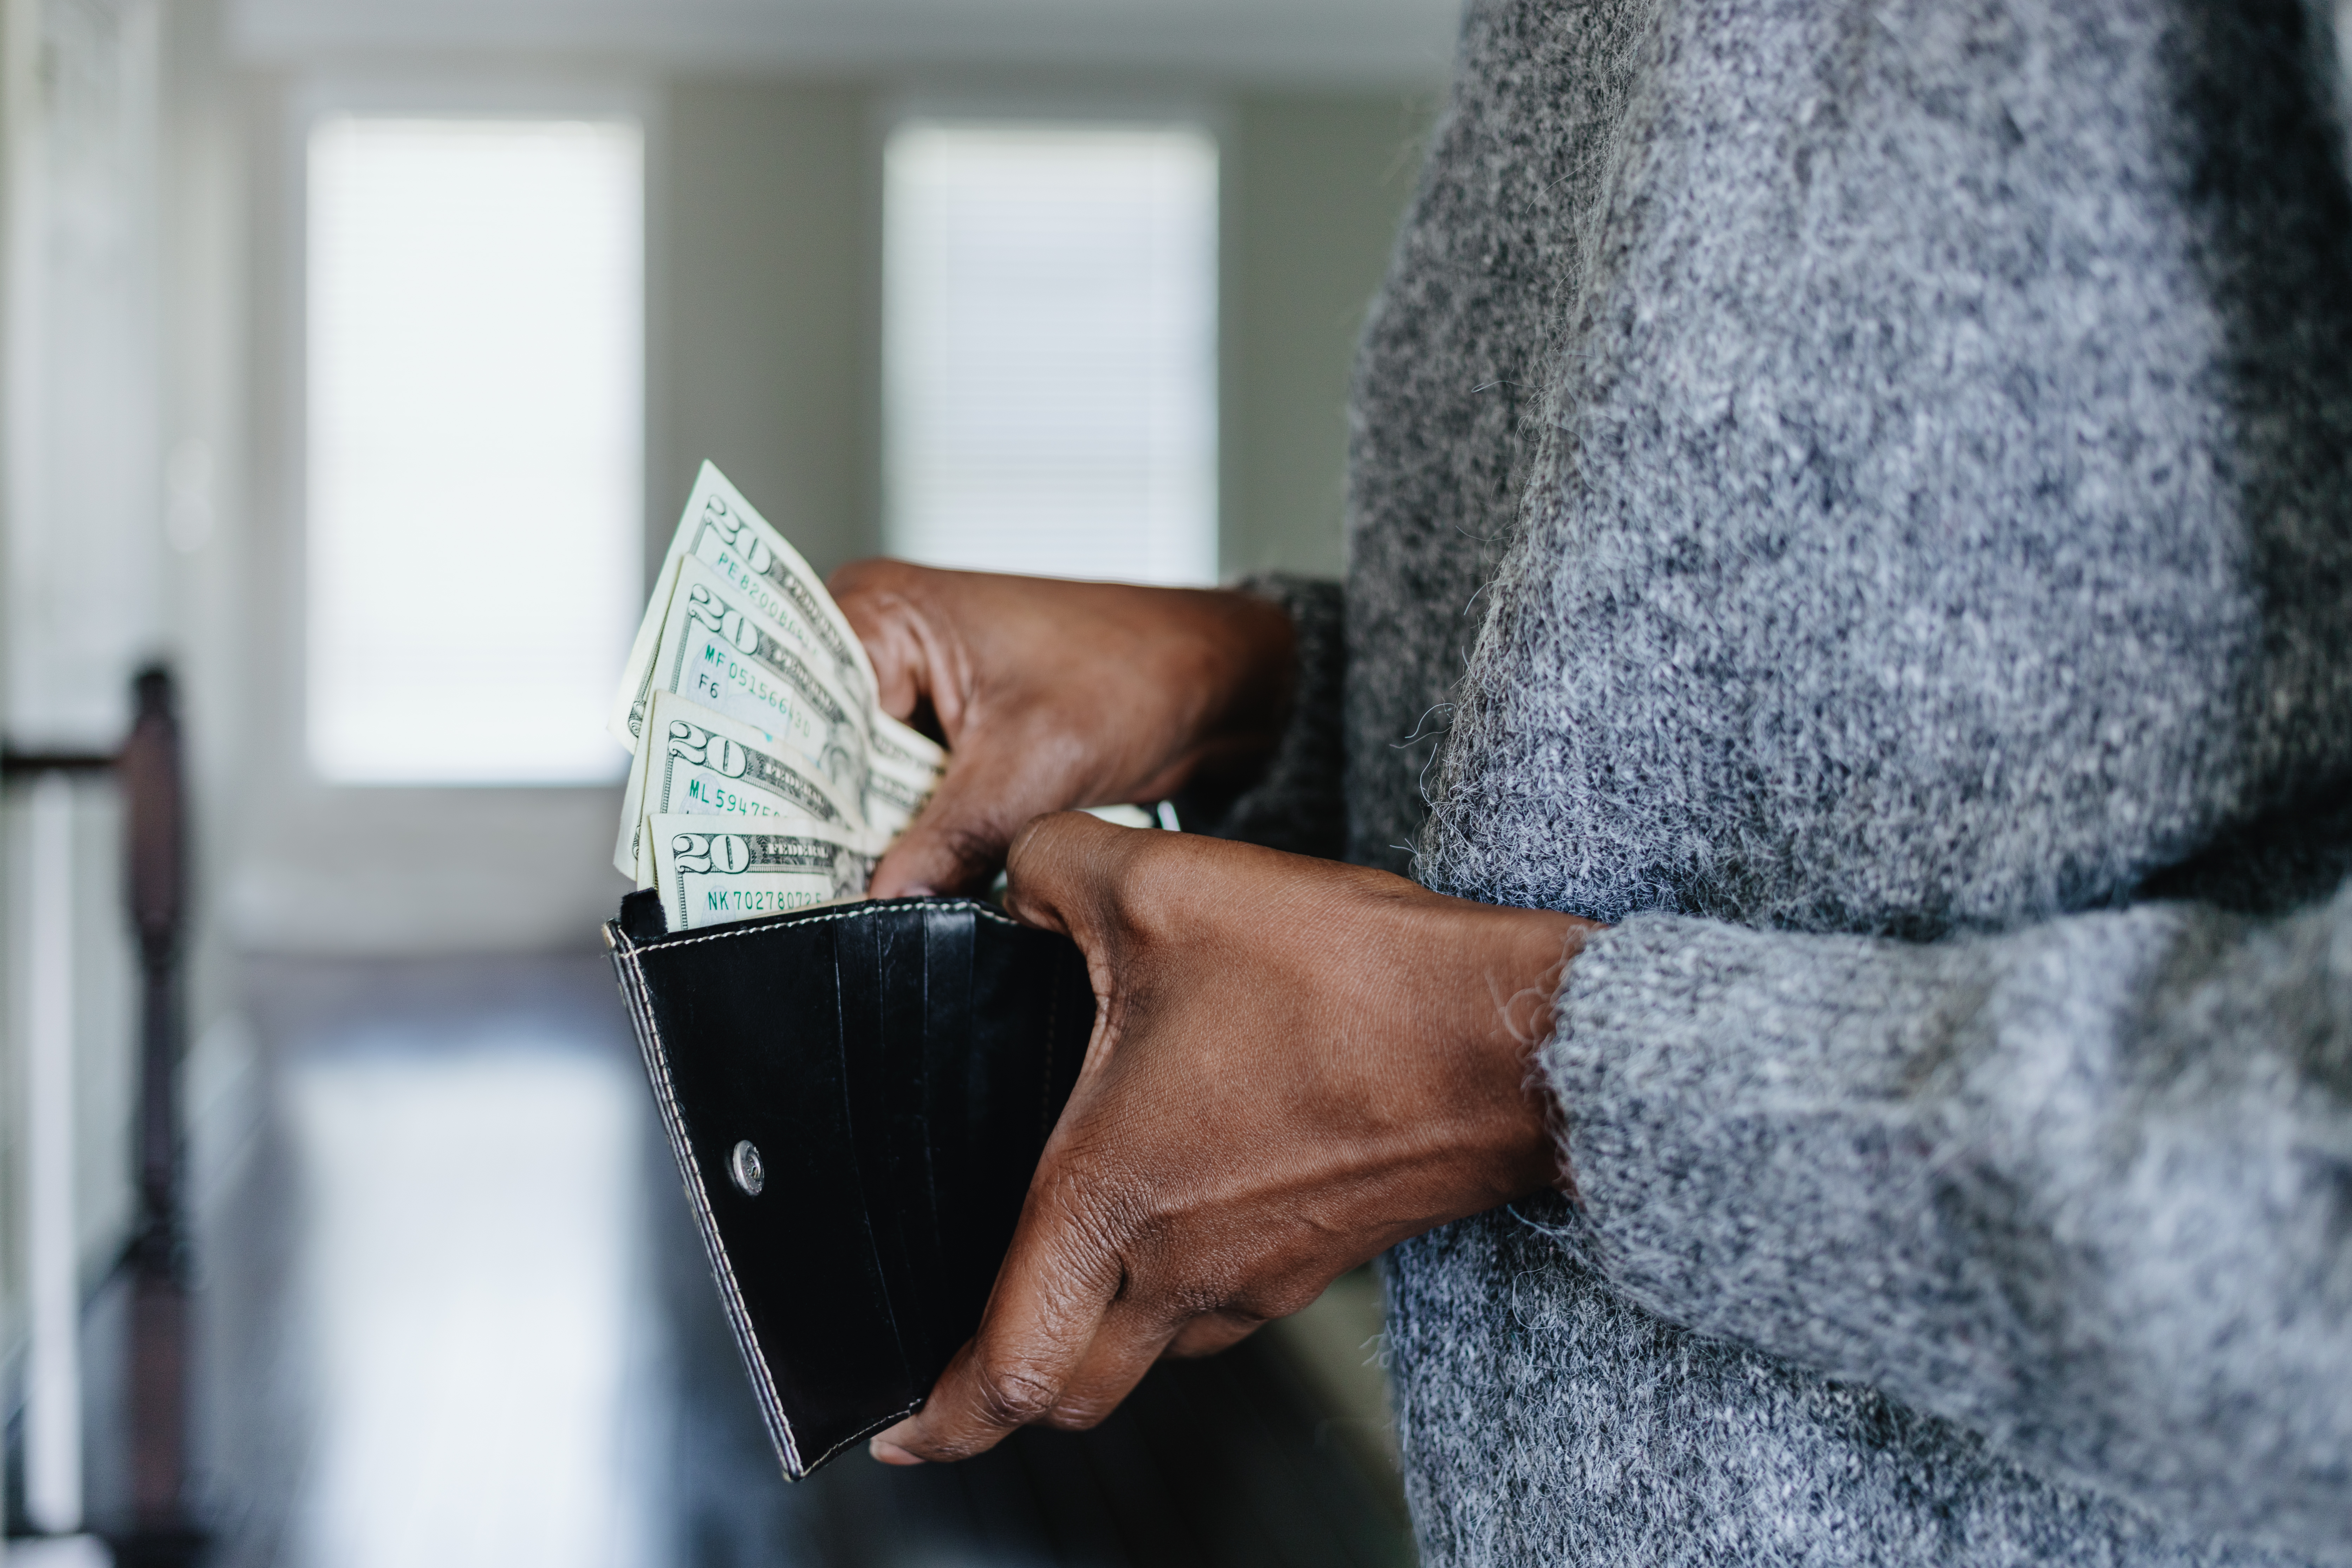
top-left (1221, 92), bottom-right (1431, 580)
top-left (0, 0), bottom-right (254, 1440)
top-left (656, 79), bottom-right (877, 580)
top-left (657, 76), bottom-right (1431, 582)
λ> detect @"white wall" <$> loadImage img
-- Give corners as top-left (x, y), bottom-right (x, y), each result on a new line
top-left (224, 0), bottom-right (1463, 84)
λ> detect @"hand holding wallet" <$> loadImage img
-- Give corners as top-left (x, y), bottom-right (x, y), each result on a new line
top-left (600, 467), bottom-right (1236, 1477)
top-left (606, 889), bottom-right (1091, 1477)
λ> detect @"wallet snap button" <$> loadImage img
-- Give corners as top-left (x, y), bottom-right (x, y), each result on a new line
top-left (728, 1139), bottom-right (766, 1197)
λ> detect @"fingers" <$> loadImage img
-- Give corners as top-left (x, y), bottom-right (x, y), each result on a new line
top-left (869, 741), bottom-right (1098, 897)
top-left (868, 1181), bottom-right (1128, 1463)
top-left (832, 561), bottom-right (1269, 900)
top-left (1036, 1305), bottom-right (1178, 1430)
top-left (877, 1302), bottom-right (1173, 1466)
top-left (868, 1298), bottom-right (1257, 1464)
top-left (873, 804), bottom-right (1133, 922)
top-left (827, 560), bottom-right (945, 724)
top-left (866, 768), bottom-right (1019, 896)
top-left (829, 564), bottom-right (1117, 898)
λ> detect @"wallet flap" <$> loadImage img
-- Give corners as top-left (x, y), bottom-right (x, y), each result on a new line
top-left (608, 894), bottom-right (1094, 1480)
top-left (610, 906), bottom-right (920, 1476)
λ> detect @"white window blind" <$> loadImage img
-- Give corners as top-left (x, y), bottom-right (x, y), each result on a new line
top-left (306, 115), bottom-right (642, 785)
top-left (884, 121), bottom-right (1218, 586)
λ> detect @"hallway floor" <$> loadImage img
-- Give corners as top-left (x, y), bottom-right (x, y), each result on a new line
top-left (101, 952), bottom-right (1412, 1568)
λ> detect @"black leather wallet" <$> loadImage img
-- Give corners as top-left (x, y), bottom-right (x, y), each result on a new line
top-left (605, 889), bottom-right (1092, 1478)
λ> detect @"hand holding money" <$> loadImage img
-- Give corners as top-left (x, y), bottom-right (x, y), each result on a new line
top-left (826, 559), bottom-right (1299, 897)
top-left (612, 464), bottom-right (1244, 929)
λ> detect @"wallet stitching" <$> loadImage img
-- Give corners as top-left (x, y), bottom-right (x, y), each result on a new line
top-left (638, 897), bottom-right (1024, 952)
top-left (619, 942), bottom-right (808, 1479)
top-left (803, 1400), bottom-right (925, 1473)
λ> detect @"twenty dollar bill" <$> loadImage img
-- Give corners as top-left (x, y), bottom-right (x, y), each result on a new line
top-left (647, 816), bottom-right (874, 932)
top-left (613, 462), bottom-right (875, 749)
top-left (616, 690), bottom-right (869, 884)
top-left (643, 554), bottom-right (871, 796)
top-left (610, 462), bottom-right (954, 930)
top-left (864, 710), bottom-right (947, 845)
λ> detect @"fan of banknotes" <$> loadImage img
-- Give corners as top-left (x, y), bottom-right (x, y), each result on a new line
top-left (610, 462), bottom-right (950, 933)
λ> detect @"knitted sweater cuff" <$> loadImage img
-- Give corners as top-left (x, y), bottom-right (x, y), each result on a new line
top-left (1537, 895), bottom-right (2352, 1558)
top-left (1176, 573), bottom-right (1347, 860)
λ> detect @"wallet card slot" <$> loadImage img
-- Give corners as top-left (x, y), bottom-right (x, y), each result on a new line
top-left (941, 912), bottom-right (1093, 1346)
top-left (878, 907), bottom-right (952, 1381)
top-left (914, 904), bottom-right (976, 1377)
top-left (926, 905), bottom-right (1005, 1354)
top-left (836, 909), bottom-right (935, 1390)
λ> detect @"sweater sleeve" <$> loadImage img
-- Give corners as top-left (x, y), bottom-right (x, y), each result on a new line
top-left (1544, 882), bottom-right (2352, 1559)
top-left (1174, 573), bottom-right (1347, 861)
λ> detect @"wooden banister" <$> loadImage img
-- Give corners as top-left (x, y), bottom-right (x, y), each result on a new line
top-left (2, 666), bottom-right (205, 1565)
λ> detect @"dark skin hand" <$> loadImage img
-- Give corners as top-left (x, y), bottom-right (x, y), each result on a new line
top-left (825, 561), bottom-right (1596, 1465)
top-left (828, 559), bottom-right (1299, 899)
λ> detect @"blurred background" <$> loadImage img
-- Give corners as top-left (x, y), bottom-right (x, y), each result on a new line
top-left (0, 0), bottom-right (1459, 1562)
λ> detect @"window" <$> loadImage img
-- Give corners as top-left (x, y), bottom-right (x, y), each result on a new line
top-left (885, 120), bottom-right (1218, 586)
top-left (306, 115), bottom-right (642, 785)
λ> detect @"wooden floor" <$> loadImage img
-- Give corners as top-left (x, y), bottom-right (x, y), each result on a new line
top-left (79, 952), bottom-right (1413, 1568)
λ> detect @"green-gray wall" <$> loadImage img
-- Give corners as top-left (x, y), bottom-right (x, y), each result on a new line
top-left (1220, 94), bottom-right (1430, 580)
top-left (657, 81), bottom-right (879, 585)
top-left (657, 79), bottom-right (1431, 584)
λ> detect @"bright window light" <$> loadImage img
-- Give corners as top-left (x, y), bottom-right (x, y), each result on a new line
top-left (307, 116), bottom-right (642, 785)
top-left (885, 120), bottom-right (1218, 585)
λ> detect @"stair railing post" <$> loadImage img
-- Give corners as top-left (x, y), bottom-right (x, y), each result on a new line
top-left (113, 665), bottom-right (202, 1566)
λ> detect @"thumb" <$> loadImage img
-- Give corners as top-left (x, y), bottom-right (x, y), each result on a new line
top-left (869, 750), bottom-right (1060, 898)
top-left (999, 811), bottom-right (1136, 936)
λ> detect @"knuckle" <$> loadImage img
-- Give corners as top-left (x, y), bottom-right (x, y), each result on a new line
top-left (1167, 1310), bottom-right (1263, 1359)
top-left (1030, 1163), bottom-right (1162, 1291)
top-left (1243, 1274), bottom-right (1328, 1323)
top-left (903, 812), bottom-right (1012, 897)
top-left (1011, 807), bottom-right (1090, 861)
top-left (1002, 812), bottom-right (1056, 876)
top-left (970, 1359), bottom-right (1064, 1430)
top-left (827, 556), bottom-right (916, 596)
top-left (1095, 831), bottom-right (1197, 941)
top-left (1003, 813), bottom-right (1093, 916)
top-left (933, 815), bottom-right (1003, 874)
top-left (1045, 1154), bottom-right (1155, 1244)
top-left (1042, 1395), bottom-right (1116, 1432)
top-left (1016, 811), bottom-right (1141, 898)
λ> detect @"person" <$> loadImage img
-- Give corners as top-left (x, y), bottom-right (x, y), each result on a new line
top-left (830, 0), bottom-right (2352, 1561)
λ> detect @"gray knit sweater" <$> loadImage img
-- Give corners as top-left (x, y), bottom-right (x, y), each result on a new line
top-left (1217, 0), bottom-right (2352, 1562)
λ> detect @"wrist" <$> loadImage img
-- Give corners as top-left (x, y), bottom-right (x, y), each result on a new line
top-left (1402, 893), bottom-right (1594, 1201)
top-left (1188, 586), bottom-right (1298, 765)
top-left (1324, 875), bottom-right (1594, 1216)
